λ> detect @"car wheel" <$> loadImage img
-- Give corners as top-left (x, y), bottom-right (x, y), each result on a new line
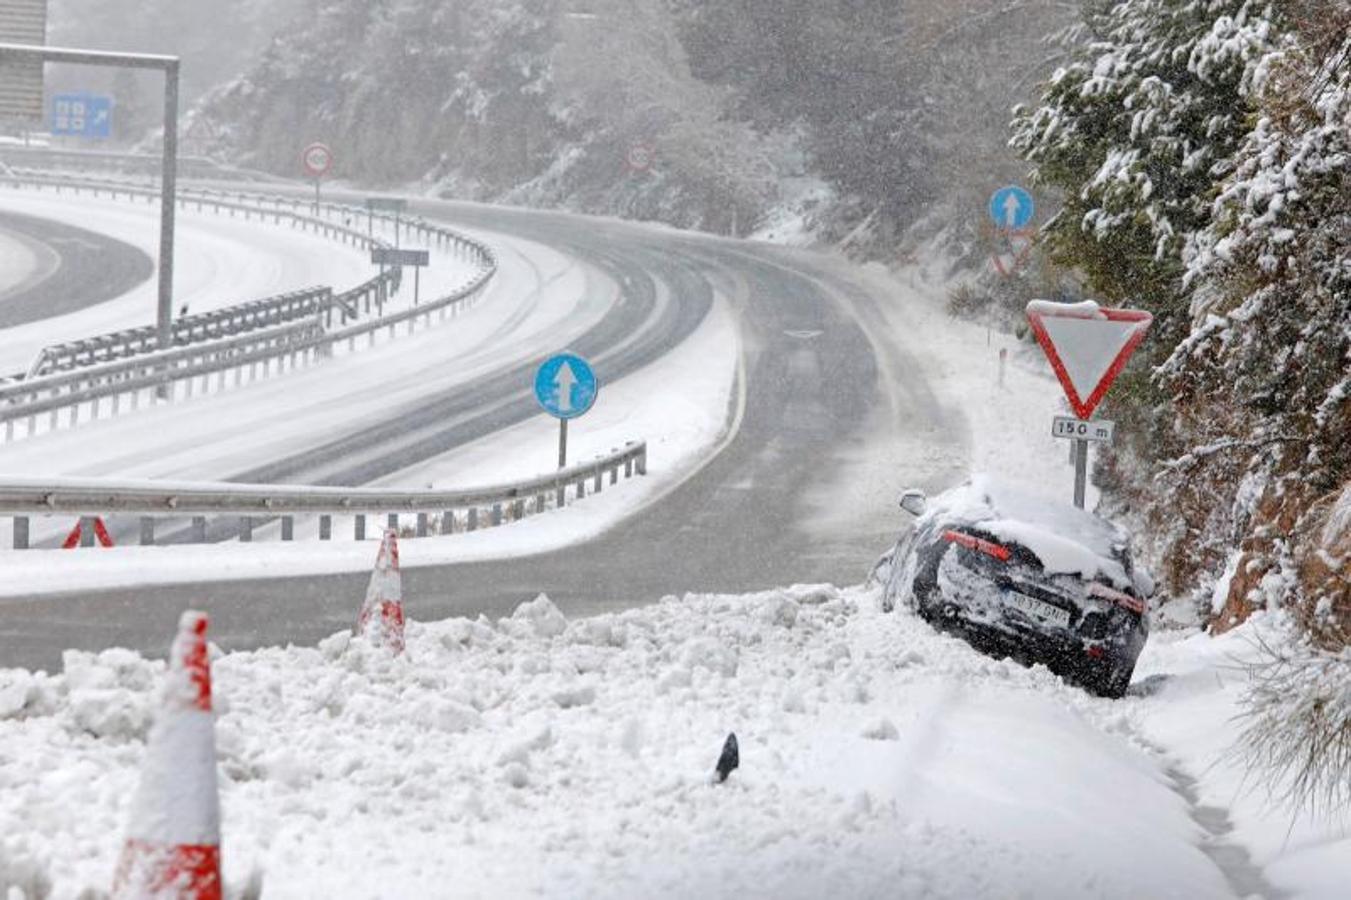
top-left (1087, 658), bottom-right (1135, 699)
top-left (906, 544), bottom-right (946, 618)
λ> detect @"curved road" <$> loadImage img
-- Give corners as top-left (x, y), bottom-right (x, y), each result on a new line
top-left (0, 211), bottom-right (153, 329)
top-left (0, 199), bottom-right (969, 669)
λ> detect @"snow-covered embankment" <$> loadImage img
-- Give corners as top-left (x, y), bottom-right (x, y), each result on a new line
top-left (8, 584), bottom-right (1344, 898)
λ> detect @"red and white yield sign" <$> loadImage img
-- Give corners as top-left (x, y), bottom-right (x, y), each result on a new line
top-left (301, 141), bottom-right (334, 178)
top-left (1025, 300), bottom-right (1152, 420)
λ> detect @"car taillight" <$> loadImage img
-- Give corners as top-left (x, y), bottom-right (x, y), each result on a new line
top-left (942, 530), bottom-right (1011, 562)
top-left (1088, 582), bottom-right (1146, 615)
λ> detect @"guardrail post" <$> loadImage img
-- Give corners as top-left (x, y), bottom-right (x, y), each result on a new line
top-left (556, 484), bottom-right (566, 508)
top-left (611, 463), bottom-right (619, 486)
top-left (140, 517), bottom-right (154, 546)
top-left (441, 510), bottom-right (454, 534)
top-left (355, 514), bottom-right (366, 541)
top-left (491, 503), bottom-right (502, 527)
top-left (511, 499), bottom-right (524, 520)
top-left (240, 517), bottom-right (253, 542)
top-left (535, 492), bottom-right (546, 514)
top-left (594, 470), bottom-right (603, 493)
top-left (13, 516), bottom-right (28, 550)
top-left (281, 516), bottom-right (294, 541)
top-left (387, 513), bottom-right (397, 533)
top-left (467, 508), bottom-right (478, 532)
top-left (416, 512), bottom-right (428, 537)
top-left (319, 514), bottom-right (331, 541)
top-left (576, 478), bottom-right (586, 499)
top-left (192, 516), bottom-right (207, 543)
top-left (79, 516), bottom-right (96, 548)
top-left (637, 448), bottom-right (648, 476)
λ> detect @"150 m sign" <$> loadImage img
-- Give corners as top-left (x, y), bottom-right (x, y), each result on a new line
top-left (1051, 416), bottom-right (1115, 444)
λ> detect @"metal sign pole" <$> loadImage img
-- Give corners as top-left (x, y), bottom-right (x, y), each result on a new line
top-left (156, 59), bottom-right (179, 357)
top-left (558, 419), bottom-right (568, 469)
top-left (313, 176), bottom-right (320, 214)
top-left (1073, 438), bottom-right (1088, 509)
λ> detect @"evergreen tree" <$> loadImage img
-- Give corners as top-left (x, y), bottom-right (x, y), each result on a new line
top-left (1013, 0), bottom-right (1348, 631)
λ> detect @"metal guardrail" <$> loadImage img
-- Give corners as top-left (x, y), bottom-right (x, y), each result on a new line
top-left (0, 319), bottom-right (326, 438)
top-left (0, 172), bottom-right (497, 441)
top-left (0, 145), bottom-right (284, 183)
top-left (0, 442), bottom-right (647, 548)
top-left (25, 286), bottom-right (335, 378)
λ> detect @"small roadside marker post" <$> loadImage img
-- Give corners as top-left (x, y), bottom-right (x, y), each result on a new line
top-left (534, 353), bottom-right (599, 470)
top-left (1025, 301), bottom-right (1152, 508)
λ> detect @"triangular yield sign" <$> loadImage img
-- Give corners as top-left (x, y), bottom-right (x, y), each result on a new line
top-left (1025, 300), bottom-right (1153, 420)
top-left (991, 227), bottom-right (1036, 278)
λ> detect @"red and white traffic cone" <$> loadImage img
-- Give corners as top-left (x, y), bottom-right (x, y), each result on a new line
top-left (356, 528), bottom-right (405, 654)
top-left (112, 610), bottom-right (221, 900)
top-left (61, 516), bottom-right (115, 549)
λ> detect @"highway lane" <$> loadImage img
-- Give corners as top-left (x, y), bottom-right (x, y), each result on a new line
top-left (0, 210), bottom-right (153, 330)
top-left (88, 207), bottom-right (709, 548)
top-left (0, 201), bottom-right (969, 669)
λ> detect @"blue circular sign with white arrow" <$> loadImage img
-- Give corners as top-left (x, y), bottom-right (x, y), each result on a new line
top-left (534, 353), bottom-right (598, 420)
top-left (989, 185), bottom-right (1035, 230)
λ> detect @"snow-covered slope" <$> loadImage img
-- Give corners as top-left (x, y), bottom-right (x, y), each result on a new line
top-left (1, 587), bottom-right (1345, 898)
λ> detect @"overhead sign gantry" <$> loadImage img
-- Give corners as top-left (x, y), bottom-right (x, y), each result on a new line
top-left (0, 41), bottom-right (182, 360)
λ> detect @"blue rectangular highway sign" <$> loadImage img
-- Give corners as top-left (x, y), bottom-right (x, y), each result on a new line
top-left (50, 92), bottom-right (111, 139)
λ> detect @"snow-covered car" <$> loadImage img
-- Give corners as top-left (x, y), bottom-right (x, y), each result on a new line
top-left (874, 475), bottom-right (1152, 698)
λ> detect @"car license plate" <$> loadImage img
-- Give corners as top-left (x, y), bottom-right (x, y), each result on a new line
top-left (1005, 591), bottom-right (1071, 628)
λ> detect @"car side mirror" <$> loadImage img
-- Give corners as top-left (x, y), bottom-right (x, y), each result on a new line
top-left (898, 489), bottom-right (927, 517)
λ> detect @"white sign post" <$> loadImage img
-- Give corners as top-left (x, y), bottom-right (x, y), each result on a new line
top-left (1025, 300), bottom-right (1152, 508)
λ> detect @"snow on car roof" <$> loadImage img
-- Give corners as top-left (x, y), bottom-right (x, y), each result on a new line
top-left (927, 474), bottom-right (1131, 587)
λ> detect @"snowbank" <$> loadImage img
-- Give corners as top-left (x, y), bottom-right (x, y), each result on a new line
top-left (1133, 617), bottom-right (1351, 899)
top-left (0, 585), bottom-right (1288, 899)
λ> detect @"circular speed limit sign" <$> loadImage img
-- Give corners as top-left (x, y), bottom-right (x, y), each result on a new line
top-left (301, 142), bottom-right (334, 178)
top-left (625, 142), bottom-right (654, 172)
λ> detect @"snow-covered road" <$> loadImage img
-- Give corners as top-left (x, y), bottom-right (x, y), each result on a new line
top-left (0, 188), bottom-right (375, 373)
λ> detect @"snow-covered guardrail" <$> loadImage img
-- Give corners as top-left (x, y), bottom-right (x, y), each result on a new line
top-left (0, 441), bottom-right (647, 548)
top-left (23, 285), bottom-right (336, 379)
top-left (0, 318), bottom-right (326, 439)
top-left (0, 172), bottom-right (497, 441)
top-left (0, 145), bottom-right (282, 183)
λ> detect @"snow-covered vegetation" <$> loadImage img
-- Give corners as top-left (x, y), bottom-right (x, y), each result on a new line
top-left (1012, 0), bottom-right (1349, 805)
top-left (178, 1), bottom-right (1073, 243)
